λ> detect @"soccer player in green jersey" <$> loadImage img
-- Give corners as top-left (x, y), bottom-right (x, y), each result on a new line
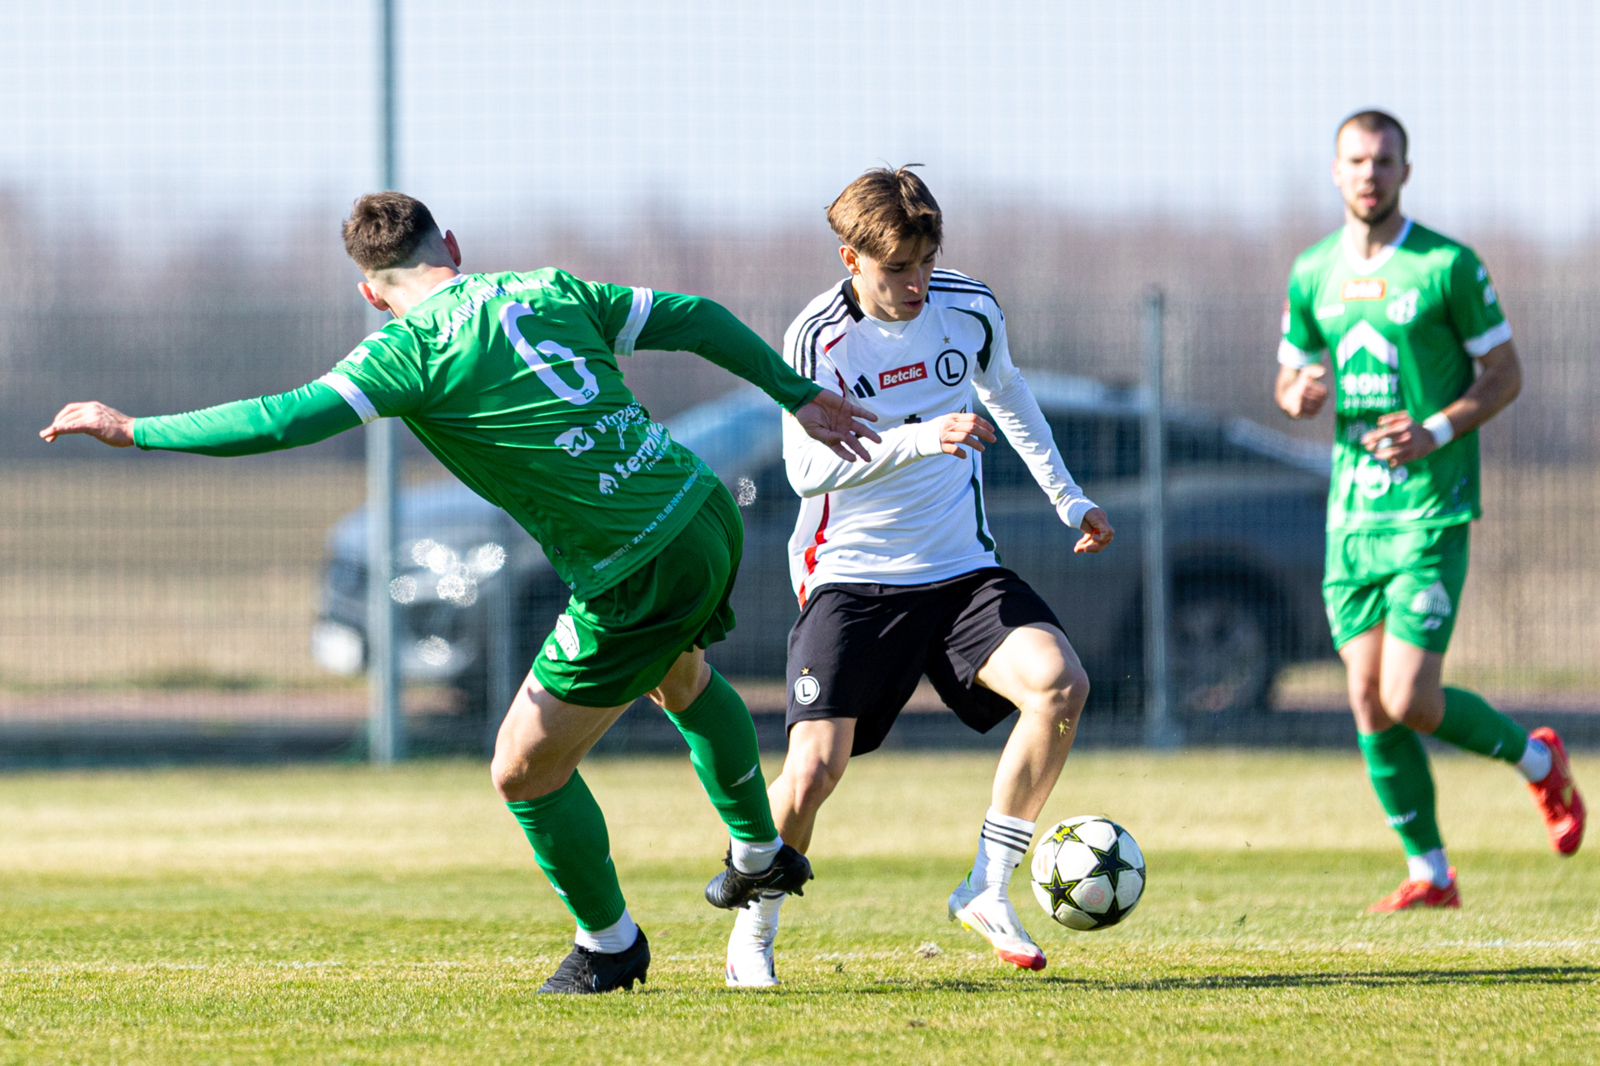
top-left (1276, 111), bottom-right (1585, 911)
top-left (40, 192), bottom-right (882, 991)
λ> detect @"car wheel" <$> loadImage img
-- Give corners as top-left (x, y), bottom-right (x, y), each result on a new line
top-left (1170, 592), bottom-right (1277, 716)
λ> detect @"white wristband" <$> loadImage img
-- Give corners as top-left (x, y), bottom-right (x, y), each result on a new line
top-left (1423, 412), bottom-right (1455, 448)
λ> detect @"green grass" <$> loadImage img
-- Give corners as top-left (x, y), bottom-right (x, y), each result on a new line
top-left (2, 752), bottom-right (1599, 1064)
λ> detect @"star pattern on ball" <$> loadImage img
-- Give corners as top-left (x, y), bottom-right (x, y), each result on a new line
top-left (1048, 822), bottom-right (1085, 845)
top-left (1042, 866), bottom-right (1078, 910)
top-left (1085, 837), bottom-right (1139, 889)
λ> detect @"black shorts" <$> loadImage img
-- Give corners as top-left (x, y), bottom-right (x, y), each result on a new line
top-left (785, 567), bottom-right (1063, 756)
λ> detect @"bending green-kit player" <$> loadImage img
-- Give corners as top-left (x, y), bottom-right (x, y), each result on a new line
top-left (1275, 111), bottom-right (1585, 910)
top-left (41, 192), bottom-right (882, 992)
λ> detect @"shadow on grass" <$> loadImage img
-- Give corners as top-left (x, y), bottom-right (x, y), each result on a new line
top-left (790, 965), bottom-right (1600, 997)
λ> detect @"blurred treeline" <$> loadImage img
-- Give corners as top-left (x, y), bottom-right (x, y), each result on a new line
top-left (6, 191), bottom-right (1599, 465)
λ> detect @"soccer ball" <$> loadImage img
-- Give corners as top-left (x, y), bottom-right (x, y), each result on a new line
top-left (1030, 815), bottom-right (1145, 930)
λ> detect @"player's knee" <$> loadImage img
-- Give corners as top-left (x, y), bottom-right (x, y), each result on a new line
top-left (788, 756), bottom-right (845, 813)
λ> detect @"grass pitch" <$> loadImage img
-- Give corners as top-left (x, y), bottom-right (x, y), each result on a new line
top-left (2, 751), bottom-right (1598, 1064)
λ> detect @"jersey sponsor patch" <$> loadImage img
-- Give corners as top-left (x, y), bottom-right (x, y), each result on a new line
top-left (1342, 278), bottom-right (1387, 301)
top-left (879, 362), bottom-right (928, 389)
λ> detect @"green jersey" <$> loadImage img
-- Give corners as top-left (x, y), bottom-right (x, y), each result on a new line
top-left (1279, 219), bottom-right (1511, 532)
top-left (133, 269), bottom-right (821, 596)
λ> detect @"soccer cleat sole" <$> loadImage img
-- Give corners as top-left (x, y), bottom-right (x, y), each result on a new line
top-left (704, 845), bottom-right (813, 910)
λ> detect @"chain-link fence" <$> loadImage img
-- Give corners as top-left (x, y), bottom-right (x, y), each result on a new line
top-left (4, 2), bottom-right (1598, 762)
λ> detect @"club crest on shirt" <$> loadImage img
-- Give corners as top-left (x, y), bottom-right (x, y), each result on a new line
top-left (879, 362), bottom-right (928, 389)
top-left (1342, 278), bottom-right (1387, 301)
top-left (1386, 289), bottom-right (1420, 325)
top-left (793, 675), bottom-right (820, 705)
top-left (934, 349), bottom-right (968, 386)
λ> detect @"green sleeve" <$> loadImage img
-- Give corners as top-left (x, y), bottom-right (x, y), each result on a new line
top-left (1278, 266), bottom-right (1326, 366)
top-left (132, 381), bottom-right (362, 456)
top-left (1446, 247), bottom-right (1512, 356)
top-left (635, 292), bottom-right (823, 413)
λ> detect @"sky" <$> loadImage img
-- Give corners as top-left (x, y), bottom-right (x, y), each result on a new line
top-left (2, 1), bottom-right (1597, 248)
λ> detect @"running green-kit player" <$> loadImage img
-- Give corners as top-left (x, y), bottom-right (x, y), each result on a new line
top-left (1276, 111), bottom-right (1585, 911)
top-left (41, 192), bottom-right (881, 993)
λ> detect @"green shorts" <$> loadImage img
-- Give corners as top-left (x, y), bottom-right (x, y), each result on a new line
top-left (1322, 523), bottom-right (1470, 655)
top-left (531, 480), bottom-right (744, 707)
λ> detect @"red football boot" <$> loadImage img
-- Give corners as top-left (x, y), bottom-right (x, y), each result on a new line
top-left (1527, 727), bottom-right (1586, 856)
top-left (1366, 867), bottom-right (1460, 913)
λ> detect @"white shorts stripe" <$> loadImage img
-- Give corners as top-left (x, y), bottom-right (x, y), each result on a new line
top-left (1463, 320), bottom-right (1512, 357)
top-left (614, 287), bottom-right (655, 357)
top-left (317, 372), bottom-right (380, 424)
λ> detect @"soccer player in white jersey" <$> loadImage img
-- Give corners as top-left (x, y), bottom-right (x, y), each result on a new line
top-left (1276, 112), bottom-right (1584, 911)
top-left (723, 167), bottom-right (1115, 985)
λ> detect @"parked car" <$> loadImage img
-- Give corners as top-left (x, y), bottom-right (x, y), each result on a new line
top-left (311, 371), bottom-right (1334, 717)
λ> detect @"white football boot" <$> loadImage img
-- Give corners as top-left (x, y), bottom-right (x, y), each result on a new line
top-left (725, 893), bottom-right (782, 988)
top-left (947, 873), bottom-right (1047, 971)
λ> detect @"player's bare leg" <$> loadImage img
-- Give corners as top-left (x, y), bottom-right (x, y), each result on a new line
top-left (1345, 625), bottom-right (1574, 912)
top-left (767, 718), bottom-right (856, 854)
top-left (724, 717), bottom-right (852, 988)
top-left (950, 623), bottom-right (1088, 971)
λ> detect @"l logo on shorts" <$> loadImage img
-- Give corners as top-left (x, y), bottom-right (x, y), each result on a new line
top-left (793, 675), bottom-right (820, 705)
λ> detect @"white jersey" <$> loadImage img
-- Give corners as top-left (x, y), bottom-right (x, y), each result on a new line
top-left (783, 269), bottom-right (1097, 604)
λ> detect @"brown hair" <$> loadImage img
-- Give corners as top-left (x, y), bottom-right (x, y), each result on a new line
top-left (826, 166), bottom-right (942, 261)
top-left (342, 191), bottom-right (441, 272)
top-left (1338, 109), bottom-right (1409, 162)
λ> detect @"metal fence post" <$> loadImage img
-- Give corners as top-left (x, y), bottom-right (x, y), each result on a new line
top-left (484, 562), bottom-right (515, 756)
top-left (1142, 288), bottom-right (1182, 749)
top-left (367, 0), bottom-right (403, 764)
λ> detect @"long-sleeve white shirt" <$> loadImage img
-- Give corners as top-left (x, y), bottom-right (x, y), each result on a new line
top-left (783, 270), bottom-right (1096, 603)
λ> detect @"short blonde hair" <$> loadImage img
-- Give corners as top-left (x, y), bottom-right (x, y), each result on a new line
top-left (825, 166), bottom-right (942, 261)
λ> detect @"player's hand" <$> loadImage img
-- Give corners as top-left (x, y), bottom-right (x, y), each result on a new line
top-left (1073, 507), bottom-right (1114, 554)
top-left (1361, 410), bottom-right (1436, 468)
top-left (795, 389), bottom-right (881, 462)
top-left (39, 402), bottom-right (136, 447)
top-left (1280, 364), bottom-right (1329, 419)
top-left (934, 412), bottom-right (996, 458)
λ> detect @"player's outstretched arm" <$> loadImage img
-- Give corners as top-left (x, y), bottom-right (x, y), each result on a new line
top-left (635, 292), bottom-right (879, 461)
top-left (1363, 341), bottom-right (1521, 467)
top-left (41, 382), bottom-right (363, 457)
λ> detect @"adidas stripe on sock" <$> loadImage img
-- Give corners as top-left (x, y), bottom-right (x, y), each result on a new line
top-left (974, 807), bottom-right (1036, 890)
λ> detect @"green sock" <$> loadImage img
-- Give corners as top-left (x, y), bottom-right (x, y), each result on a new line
top-left (1433, 686), bottom-right (1529, 763)
top-left (1357, 725), bottom-right (1443, 856)
top-left (506, 770), bottom-right (626, 931)
top-left (663, 669), bottom-right (777, 843)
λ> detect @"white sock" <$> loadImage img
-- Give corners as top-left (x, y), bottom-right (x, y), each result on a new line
top-left (573, 908), bottom-right (639, 954)
top-left (1406, 848), bottom-right (1451, 888)
top-left (973, 807), bottom-right (1035, 892)
top-left (731, 836), bottom-right (783, 874)
top-left (733, 891), bottom-right (785, 941)
top-left (1517, 737), bottom-right (1553, 783)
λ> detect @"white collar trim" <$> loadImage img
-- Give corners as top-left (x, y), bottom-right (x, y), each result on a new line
top-left (1343, 217), bottom-right (1412, 274)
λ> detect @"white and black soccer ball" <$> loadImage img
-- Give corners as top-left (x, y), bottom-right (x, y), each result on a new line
top-left (1030, 815), bottom-right (1145, 930)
